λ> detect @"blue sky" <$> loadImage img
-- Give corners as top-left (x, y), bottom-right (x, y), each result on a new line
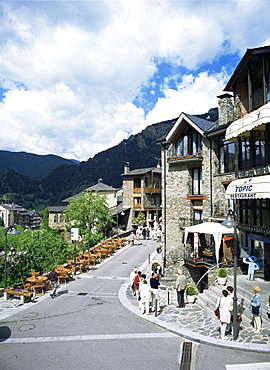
top-left (0, 1), bottom-right (269, 161)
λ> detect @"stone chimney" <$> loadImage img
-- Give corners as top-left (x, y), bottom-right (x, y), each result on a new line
top-left (124, 162), bottom-right (130, 174)
top-left (217, 93), bottom-right (234, 126)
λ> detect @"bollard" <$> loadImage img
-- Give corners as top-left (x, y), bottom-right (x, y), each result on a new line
top-left (155, 298), bottom-right (158, 317)
top-left (167, 290), bottom-right (170, 305)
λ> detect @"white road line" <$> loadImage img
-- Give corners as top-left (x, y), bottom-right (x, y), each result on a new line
top-left (1, 332), bottom-right (178, 344)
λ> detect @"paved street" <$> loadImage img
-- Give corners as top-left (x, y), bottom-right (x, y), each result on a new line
top-left (1, 239), bottom-right (270, 370)
top-left (0, 240), bottom-right (182, 370)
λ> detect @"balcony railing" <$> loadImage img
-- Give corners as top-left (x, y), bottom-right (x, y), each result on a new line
top-left (133, 188), bottom-right (141, 193)
top-left (144, 187), bottom-right (161, 193)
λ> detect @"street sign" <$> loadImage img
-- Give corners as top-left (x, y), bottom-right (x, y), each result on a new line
top-left (71, 228), bottom-right (79, 241)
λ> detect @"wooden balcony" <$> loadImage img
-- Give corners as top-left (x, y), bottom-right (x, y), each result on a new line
top-left (144, 187), bottom-right (161, 194)
top-left (133, 188), bottom-right (141, 193)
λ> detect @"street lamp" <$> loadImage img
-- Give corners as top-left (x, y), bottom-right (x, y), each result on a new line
top-left (116, 211), bottom-right (125, 237)
top-left (4, 225), bottom-right (20, 290)
top-left (222, 209), bottom-right (238, 340)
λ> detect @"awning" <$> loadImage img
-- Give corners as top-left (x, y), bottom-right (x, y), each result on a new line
top-left (225, 175), bottom-right (270, 199)
top-left (184, 222), bottom-right (233, 264)
top-left (225, 102), bottom-right (270, 140)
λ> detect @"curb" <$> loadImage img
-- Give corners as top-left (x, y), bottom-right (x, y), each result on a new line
top-left (118, 265), bottom-right (270, 354)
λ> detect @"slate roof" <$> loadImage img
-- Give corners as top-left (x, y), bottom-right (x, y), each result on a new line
top-left (184, 113), bottom-right (216, 132)
top-left (121, 167), bottom-right (161, 176)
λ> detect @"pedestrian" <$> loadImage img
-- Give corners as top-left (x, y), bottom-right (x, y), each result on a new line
top-left (134, 271), bottom-right (141, 300)
top-left (129, 267), bottom-right (137, 295)
top-left (226, 286), bottom-right (234, 334)
top-left (48, 267), bottom-right (58, 299)
top-left (156, 226), bottom-right (162, 243)
top-left (142, 227), bottom-right (146, 240)
top-left (249, 285), bottom-right (262, 333)
top-left (215, 290), bottom-right (232, 340)
top-left (175, 269), bottom-right (187, 308)
top-left (139, 274), bottom-right (151, 315)
top-left (146, 227), bottom-right (150, 240)
top-left (129, 232), bottom-right (135, 246)
top-left (150, 272), bottom-right (162, 312)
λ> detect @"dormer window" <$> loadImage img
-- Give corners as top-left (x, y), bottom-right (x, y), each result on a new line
top-left (176, 128), bottom-right (202, 156)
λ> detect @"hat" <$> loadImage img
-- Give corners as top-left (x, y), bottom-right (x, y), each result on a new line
top-left (178, 269), bottom-right (182, 274)
top-left (134, 267), bottom-right (137, 271)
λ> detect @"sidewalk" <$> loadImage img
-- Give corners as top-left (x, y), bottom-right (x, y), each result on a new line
top-left (118, 241), bottom-right (270, 354)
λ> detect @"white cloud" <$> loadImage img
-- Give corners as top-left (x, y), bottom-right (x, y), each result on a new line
top-left (0, 1), bottom-right (269, 161)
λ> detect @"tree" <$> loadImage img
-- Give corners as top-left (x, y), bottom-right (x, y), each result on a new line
top-left (0, 227), bottom-right (72, 288)
top-left (64, 190), bottom-right (114, 249)
top-left (134, 211), bottom-right (146, 227)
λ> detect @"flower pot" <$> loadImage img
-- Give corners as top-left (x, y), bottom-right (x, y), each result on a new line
top-left (202, 251), bottom-right (213, 257)
top-left (186, 295), bottom-right (196, 304)
top-left (217, 277), bottom-right (227, 285)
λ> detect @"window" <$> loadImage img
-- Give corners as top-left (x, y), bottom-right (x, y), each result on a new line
top-left (134, 197), bottom-right (141, 206)
top-left (176, 127), bottom-right (202, 156)
top-left (239, 199), bottom-right (269, 228)
top-left (134, 178), bottom-right (141, 189)
top-left (192, 168), bottom-right (202, 195)
top-left (194, 209), bottom-right (202, 224)
top-left (219, 136), bottom-right (235, 173)
top-left (239, 128), bottom-right (268, 169)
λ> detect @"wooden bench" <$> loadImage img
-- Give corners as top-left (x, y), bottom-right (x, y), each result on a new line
top-left (4, 289), bottom-right (33, 304)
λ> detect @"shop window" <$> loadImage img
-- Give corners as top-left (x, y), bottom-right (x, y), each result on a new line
top-left (219, 136), bottom-right (235, 173)
top-left (239, 199), bottom-right (269, 228)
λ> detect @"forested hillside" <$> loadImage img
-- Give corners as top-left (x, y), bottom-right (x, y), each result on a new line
top-left (0, 150), bottom-right (76, 180)
top-left (0, 108), bottom-right (218, 209)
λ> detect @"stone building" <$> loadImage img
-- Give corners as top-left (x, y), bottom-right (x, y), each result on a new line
top-left (223, 45), bottom-right (270, 281)
top-left (121, 164), bottom-right (162, 230)
top-left (158, 103), bottom-right (236, 286)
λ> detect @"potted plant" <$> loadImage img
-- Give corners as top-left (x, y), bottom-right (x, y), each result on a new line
top-left (185, 285), bottom-right (197, 303)
top-left (202, 249), bottom-right (213, 257)
top-left (217, 268), bottom-right (227, 285)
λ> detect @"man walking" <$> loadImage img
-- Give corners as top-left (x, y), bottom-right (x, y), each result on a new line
top-left (175, 269), bottom-right (187, 308)
top-left (49, 267), bottom-right (58, 299)
top-left (150, 272), bottom-right (162, 312)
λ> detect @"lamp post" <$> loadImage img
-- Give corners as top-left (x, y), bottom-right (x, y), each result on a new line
top-left (222, 209), bottom-right (238, 340)
top-left (116, 211), bottom-right (125, 237)
top-left (4, 225), bottom-right (20, 290)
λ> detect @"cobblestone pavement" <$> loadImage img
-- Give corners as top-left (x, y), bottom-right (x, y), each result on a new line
top-left (126, 286), bottom-right (270, 347)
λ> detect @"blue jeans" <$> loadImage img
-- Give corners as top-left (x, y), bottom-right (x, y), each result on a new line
top-left (177, 289), bottom-right (185, 307)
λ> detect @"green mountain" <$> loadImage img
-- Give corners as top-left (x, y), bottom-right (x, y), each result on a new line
top-left (0, 150), bottom-right (76, 180)
top-left (0, 108), bottom-right (218, 209)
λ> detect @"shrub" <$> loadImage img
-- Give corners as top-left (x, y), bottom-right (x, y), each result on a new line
top-left (186, 286), bottom-right (197, 295)
top-left (217, 268), bottom-right (227, 278)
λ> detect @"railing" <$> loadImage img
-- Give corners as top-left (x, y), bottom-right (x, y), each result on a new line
top-left (133, 188), bottom-right (141, 193)
top-left (144, 188), bottom-right (161, 193)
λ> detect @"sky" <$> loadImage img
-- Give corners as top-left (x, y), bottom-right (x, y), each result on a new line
top-left (0, 1), bottom-right (270, 162)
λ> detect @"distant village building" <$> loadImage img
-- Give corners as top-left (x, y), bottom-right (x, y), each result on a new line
top-left (121, 164), bottom-right (162, 230)
top-left (48, 178), bottom-right (123, 231)
top-left (0, 203), bottom-right (41, 230)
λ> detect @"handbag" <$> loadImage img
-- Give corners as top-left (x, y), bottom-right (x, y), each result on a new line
top-left (214, 307), bottom-right (220, 317)
top-left (252, 306), bottom-right (260, 315)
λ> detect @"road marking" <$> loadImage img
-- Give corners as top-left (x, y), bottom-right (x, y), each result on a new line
top-left (80, 275), bottom-right (127, 280)
top-left (1, 332), bottom-right (177, 344)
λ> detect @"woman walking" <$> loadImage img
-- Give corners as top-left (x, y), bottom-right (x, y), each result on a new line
top-left (249, 285), bottom-right (262, 334)
top-left (215, 290), bottom-right (232, 340)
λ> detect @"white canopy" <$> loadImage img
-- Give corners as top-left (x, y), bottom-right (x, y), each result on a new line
top-left (225, 175), bottom-right (270, 199)
top-left (225, 102), bottom-right (270, 140)
top-left (184, 222), bottom-right (234, 263)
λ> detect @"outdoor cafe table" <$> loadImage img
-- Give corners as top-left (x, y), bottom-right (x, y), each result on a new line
top-left (27, 275), bottom-right (48, 283)
top-left (55, 268), bottom-right (70, 274)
